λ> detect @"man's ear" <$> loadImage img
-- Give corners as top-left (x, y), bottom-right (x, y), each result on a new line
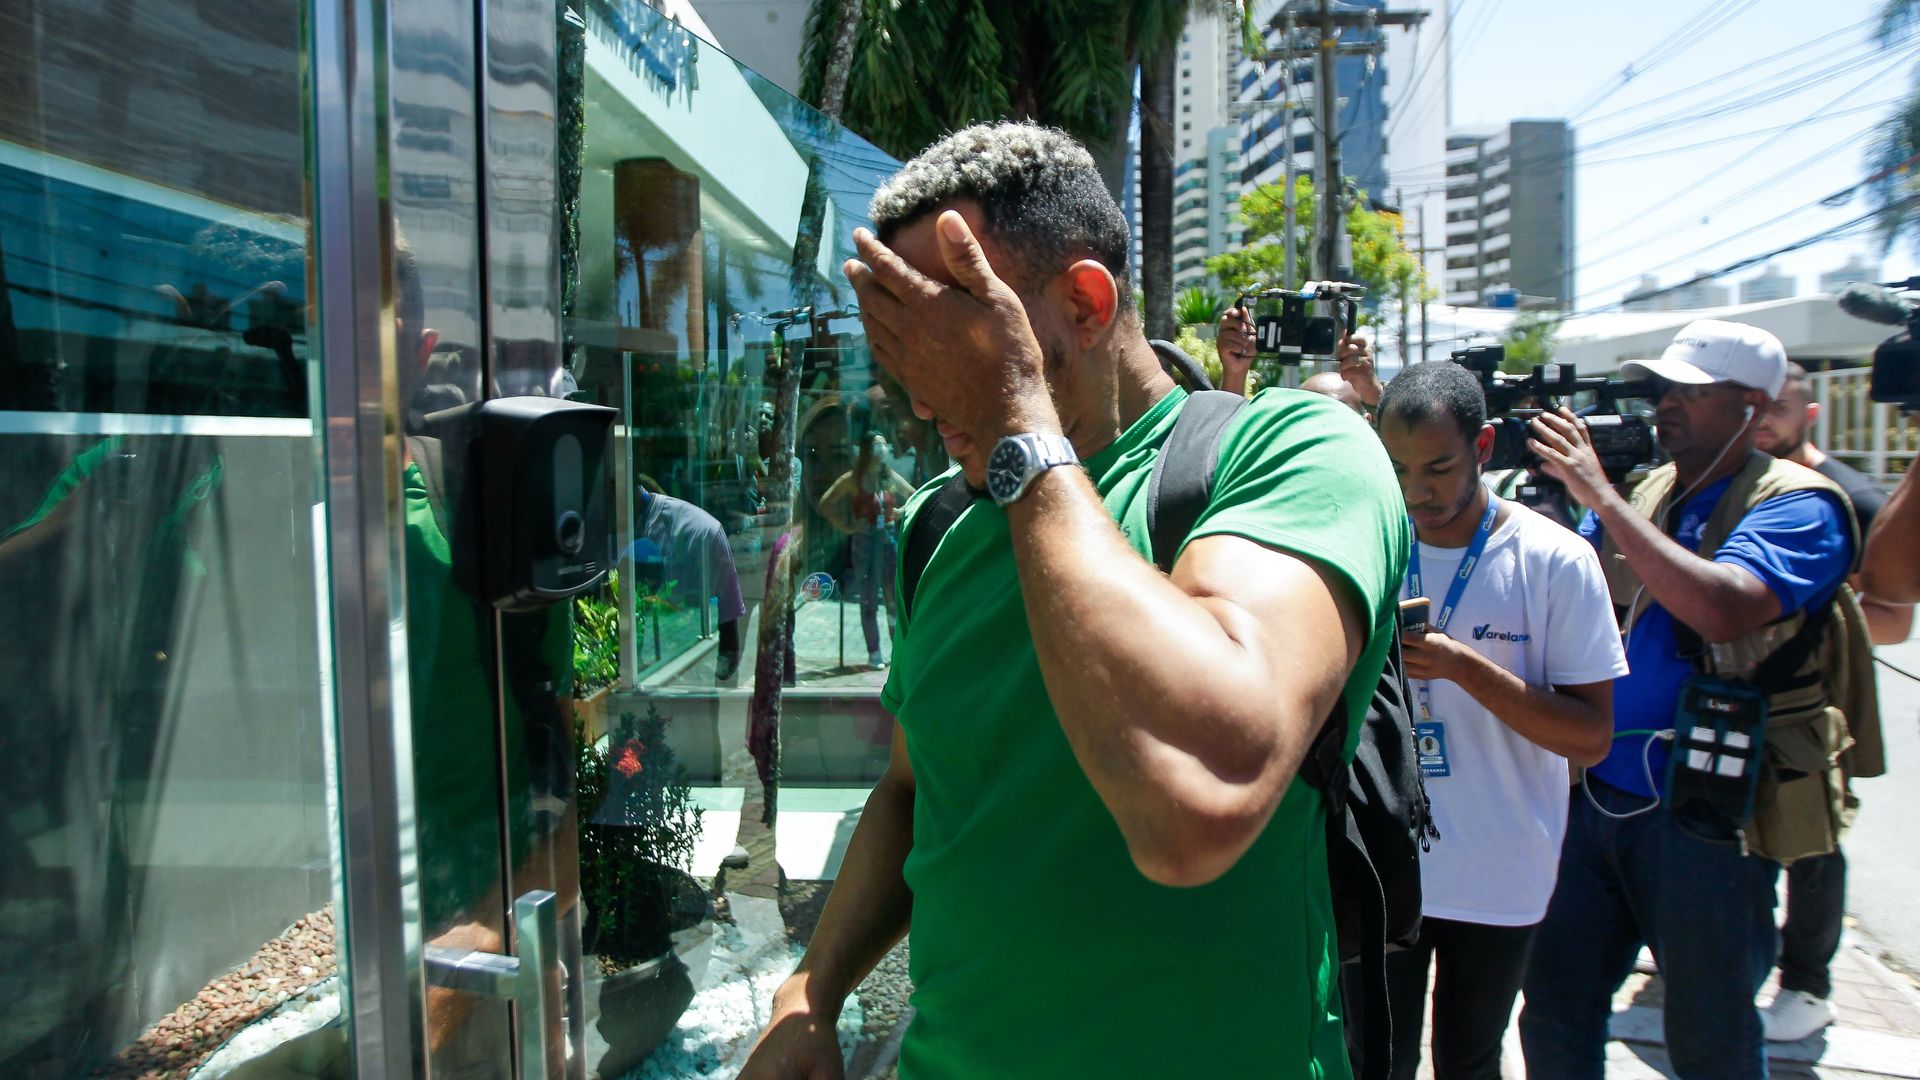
top-left (1806, 400), bottom-right (1821, 427)
top-left (1474, 423), bottom-right (1496, 466)
top-left (1061, 259), bottom-right (1119, 348)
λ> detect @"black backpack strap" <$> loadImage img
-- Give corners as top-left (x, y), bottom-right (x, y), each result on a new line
top-left (900, 473), bottom-right (981, 619)
top-left (1149, 338), bottom-right (1216, 393)
top-left (1145, 390), bottom-right (1248, 572)
top-left (1751, 599), bottom-right (1835, 693)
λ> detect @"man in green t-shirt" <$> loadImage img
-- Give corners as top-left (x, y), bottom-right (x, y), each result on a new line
top-left (741, 123), bottom-right (1407, 1080)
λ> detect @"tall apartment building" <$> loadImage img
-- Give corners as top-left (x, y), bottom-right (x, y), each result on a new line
top-left (1622, 272), bottom-right (1731, 312)
top-left (1740, 265), bottom-right (1797, 304)
top-left (1442, 120), bottom-right (1573, 308)
top-left (1819, 256), bottom-right (1882, 294)
top-left (1167, 8), bottom-right (1244, 291)
top-left (1235, 2), bottom-right (1392, 213)
top-left (1134, 1), bottom-right (1413, 295)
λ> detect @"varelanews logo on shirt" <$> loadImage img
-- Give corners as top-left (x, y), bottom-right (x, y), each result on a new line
top-left (1472, 623), bottom-right (1532, 643)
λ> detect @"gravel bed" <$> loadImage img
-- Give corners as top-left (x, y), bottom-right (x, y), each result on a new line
top-left (92, 907), bottom-right (337, 1080)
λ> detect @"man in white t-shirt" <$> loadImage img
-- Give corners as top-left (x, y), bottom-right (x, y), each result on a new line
top-left (1375, 362), bottom-right (1629, 1080)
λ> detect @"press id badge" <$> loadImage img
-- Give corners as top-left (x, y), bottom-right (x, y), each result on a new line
top-left (1416, 721), bottom-right (1451, 778)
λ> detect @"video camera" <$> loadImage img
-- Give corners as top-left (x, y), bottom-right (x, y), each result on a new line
top-left (1836, 279), bottom-right (1920, 411)
top-left (1236, 281), bottom-right (1366, 365)
top-left (1449, 345), bottom-right (1659, 503)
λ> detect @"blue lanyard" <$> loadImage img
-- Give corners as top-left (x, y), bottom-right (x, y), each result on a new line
top-left (1406, 497), bottom-right (1499, 720)
top-left (1406, 496), bottom-right (1499, 634)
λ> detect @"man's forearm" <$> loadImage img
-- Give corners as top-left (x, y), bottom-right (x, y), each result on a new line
top-left (1862, 595), bottom-right (1915, 646)
top-left (1221, 364), bottom-right (1250, 396)
top-left (1862, 467), bottom-right (1920, 604)
top-left (1002, 466), bottom-right (1335, 885)
top-left (1589, 488), bottom-right (1778, 642)
top-left (1447, 651), bottom-right (1612, 767)
top-left (784, 774), bottom-right (914, 1013)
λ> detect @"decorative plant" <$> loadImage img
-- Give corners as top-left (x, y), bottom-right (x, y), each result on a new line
top-left (576, 704), bottom-right (704, 966)
top-left (1174, 286), bottom-right (1224, 328)
top-left (572, 571), bottom-right (621, 697)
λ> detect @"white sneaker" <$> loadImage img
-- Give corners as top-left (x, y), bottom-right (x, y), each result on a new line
top-left (1762, 989), bottom-right (1835, 1042)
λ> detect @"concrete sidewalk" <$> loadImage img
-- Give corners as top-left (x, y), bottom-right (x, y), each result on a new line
top-left (1417, 930), bottom-right (1920, 1078)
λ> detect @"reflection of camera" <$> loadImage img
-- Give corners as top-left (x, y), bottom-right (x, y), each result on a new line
top-left (1450, 345), bottom-right (1659, 498)
top-left (1237, 281), bottom-right (1366, 364)
top-left (1835, 279), bottom-right (1920, 411)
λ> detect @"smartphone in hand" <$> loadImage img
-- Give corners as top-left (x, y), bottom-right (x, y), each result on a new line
top-left (1399, 597), bottom-right (1431, 635)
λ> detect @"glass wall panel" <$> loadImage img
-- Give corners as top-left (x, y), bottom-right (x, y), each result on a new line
top-left (0, 1), bottom-right (347, 1077)
top-left (566, 3), bottom-right (935, 1071)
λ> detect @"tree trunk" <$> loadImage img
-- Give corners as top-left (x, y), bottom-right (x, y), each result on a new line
top-left (1139, 42), bottom-right (1177, 341)
top-left (739, 0), bottom-right (864, 888)
top-left (816, 0), bottom-right (861, 118)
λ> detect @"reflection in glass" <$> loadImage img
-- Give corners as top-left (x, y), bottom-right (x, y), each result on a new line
top-left (0, 1), bottom-right (342, 1075)
top-left (565, 1), bottom-right (936, 1071)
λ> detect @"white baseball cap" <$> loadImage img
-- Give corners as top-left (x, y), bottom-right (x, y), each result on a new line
top-left (1620, 319), bottom-right (1787, 399)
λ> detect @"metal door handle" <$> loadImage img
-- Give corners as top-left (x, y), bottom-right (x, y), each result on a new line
top-left (423, 890), bottom-right (583, 1079)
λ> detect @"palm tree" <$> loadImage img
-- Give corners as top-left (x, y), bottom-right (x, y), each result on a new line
top-left (799, 2), bottom-right (1249, 339)
top-left (1868, 1), bottom-right (1920, 254)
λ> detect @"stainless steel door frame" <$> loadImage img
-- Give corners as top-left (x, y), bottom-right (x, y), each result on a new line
top-left (310, 0), bottom-right (431, 1074)
top-left (312, 0), bottom-right (576, 1072)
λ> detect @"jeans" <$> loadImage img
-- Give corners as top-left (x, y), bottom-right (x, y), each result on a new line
top-left (1520, 780), bottom-right (1781, 1080)
top-left (851, 526), bottom-right (898, 656)
top-left (1384, 917), bottom-right (1536, 1080)
top-left (1779, 847), bottom-right (1846, 999)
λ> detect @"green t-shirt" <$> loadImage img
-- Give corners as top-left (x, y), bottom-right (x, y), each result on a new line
top-left (404, 460), bottom-right (572, 933)
top-left (880, 386), bottom-right (1408, 1080)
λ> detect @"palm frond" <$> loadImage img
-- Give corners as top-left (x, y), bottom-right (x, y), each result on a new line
top-left (1867, 84), bottom-right (1920, 256)
top-left (1875, 0), bottom-right (1920, 45)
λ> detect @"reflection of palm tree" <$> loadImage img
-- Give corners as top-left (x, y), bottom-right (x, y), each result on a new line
top-left (1868, 2), bottom-right (1920, 253)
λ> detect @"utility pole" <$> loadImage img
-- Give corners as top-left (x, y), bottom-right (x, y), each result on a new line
top-left (1252, 3), bottom-right (1426, 283)
top-left (1314, 0), bottom-right (1342, 282)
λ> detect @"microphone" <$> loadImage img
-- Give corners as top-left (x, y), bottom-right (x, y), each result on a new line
top-left (1837, 282), bottom-right (1915, 327)
top-left (815, 308), bottom-right (859, 321)
top-left (764, 305), bottom-right (813, 322)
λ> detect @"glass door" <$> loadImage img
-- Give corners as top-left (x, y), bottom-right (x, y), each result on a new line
top-left (0, 1), bottom-right (351, 1076)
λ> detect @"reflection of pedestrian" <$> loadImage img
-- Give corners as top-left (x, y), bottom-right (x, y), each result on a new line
top-left (819, 433), bottom-right (914, 668)
top-left (629, 475), bottom-right (746, 679)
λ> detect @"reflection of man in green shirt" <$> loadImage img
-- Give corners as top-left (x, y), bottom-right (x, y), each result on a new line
top-left (743, 125), bottom-right (1407, 1079)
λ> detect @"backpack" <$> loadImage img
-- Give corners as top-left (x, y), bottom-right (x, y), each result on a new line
top-left (898, 346), bottom-right (1434, 1080)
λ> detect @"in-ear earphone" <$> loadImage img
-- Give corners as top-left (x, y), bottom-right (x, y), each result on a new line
top-left (1743, 403), bottom-right (1756, 422)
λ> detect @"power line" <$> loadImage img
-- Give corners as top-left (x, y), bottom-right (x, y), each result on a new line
top-left (1577, 170), bottom-right (1919, 305)
top-left (1450, 0), bottom-right (1508, 70)
top-left (1566, 0), bottom-right (1762, 120)
top-left (1577, 14), bottom-right (1881, 128)
top-left (1381, 0), bottom-right (1466, 144)
top-left (1530, 189), bottom-right (1920, 325)
top-left (1567, 53), bottom-right (1912, 278)
top-left (1381, 45), bottom-right (1904, 191)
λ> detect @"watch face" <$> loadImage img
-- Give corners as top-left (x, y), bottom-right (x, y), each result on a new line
top-left (987, 439), bottom-right (1026, 502)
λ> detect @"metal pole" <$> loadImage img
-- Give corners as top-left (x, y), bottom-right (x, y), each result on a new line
top-left (1315, 0), bottom-right (1341, 281)
top-left (1396, 187), bottom-right (1411, 366)
top-left (1417, 203), bottom-right (1429, 363)
top-left (1284, 101), bottom-right (1298, 289)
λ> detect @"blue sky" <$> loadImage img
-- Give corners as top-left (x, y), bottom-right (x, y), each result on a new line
top-left (1438, 0), bottom-right (1915, 309)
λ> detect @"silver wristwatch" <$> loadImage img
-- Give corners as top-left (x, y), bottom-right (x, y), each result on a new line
top-left (985, 433), bottom-right (1079, 507)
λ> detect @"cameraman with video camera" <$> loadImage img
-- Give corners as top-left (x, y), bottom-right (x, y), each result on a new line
top-left (1836, 279), bottom-right (1920, 605)
top-left (1518, 320), bottom-right (1863, 1079)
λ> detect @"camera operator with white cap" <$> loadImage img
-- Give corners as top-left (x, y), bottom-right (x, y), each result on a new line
top-left (1516, 320), bottom-right (1862, 1079)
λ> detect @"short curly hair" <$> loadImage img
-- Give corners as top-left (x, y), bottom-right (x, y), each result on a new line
top-left (1379, 360), bottom-right (1488, 443)
top-left (870, 122), bottom-right (1133, 311)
